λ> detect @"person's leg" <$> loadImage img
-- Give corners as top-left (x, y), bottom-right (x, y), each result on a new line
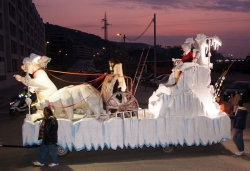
top-left (233, 129), bottom-right (244, 152)
top-left (48, 144), bottom-right (58, 164)
top-left (38, 141), bottom-right (49, 164)
top-left (237, 130), bottom-right (244, 152)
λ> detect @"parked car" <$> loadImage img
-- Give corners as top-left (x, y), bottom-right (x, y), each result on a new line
top-left (135, 73), bottom-right (152, 83)
top-left (136, 73), bottom-right (160, 84)
top-left (149, 74), bottom-right (168, 86)
top-left (223, 81), bottom-right (250, 102)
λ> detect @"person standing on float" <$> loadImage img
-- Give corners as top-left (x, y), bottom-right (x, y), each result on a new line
top-left (174, 43), bottom-right (195, 83)
top-left (108, 58), bottom-right (127, 93)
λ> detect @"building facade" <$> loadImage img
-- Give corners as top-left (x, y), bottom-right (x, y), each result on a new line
top-left (45, 33), bottom-right (74, 70)
top-left (0, 0), bottom-right (45, 89)
top-left (73, 43), bottom-right (97, 60)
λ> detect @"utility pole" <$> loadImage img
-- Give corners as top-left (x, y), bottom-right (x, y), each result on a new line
top-left (153, 13), bottom-right (156, 81)
top-left (101, 12), bottom-right (111, 69)
top-left (101, 12), bottom-right (111, 41)
top-left (123, 34), bottom-right (126, 75)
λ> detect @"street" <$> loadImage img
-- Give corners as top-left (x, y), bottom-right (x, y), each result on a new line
top-left (0, 70), bottom-right (250, 171)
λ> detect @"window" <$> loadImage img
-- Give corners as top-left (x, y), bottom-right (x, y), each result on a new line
top-left (9, 3), bottom-right (16, 20)
top-left (0, 13), bottom-right (2, 30)
top-left (19, 29), bottom-right (23, 41)
top-left (27, 36), bottom-right (30, 46)
top-left (0, 57), bottom-right (5, 76)
top-left (27, 48), bottom-right (31, 55)
top-left (26, 10), bottom-right (29, 22)
top-left (26, 22), bottom-right (29, 33)
top-left (19, 14), bottom-right (23, 26)
top-left (0, 34), bottom-right (4, 52)
top-left (30, 28), bottom-right (33, 37)
top-left (18, 0), bottom-right (22, 12)
top-left (31, 39), bottom-right (34, 48)
top-left (11, 40), bottom-right (17, 54)
top-left (12, 59), bottom-right (18, 72)
top-left (10, 22), bottom-right (17, 37)
top-left (20, 45), bottom-right (24, 55)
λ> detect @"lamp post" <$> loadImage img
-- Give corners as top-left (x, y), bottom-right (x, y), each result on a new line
top-left (116, 33), bottom-right (123, 61)
top-left (103, 47), bottom-right (107, 70)
top-left (117, 33), bottom-right (122, 42)
top-left (58, 50), bottom-right (61, 70)
top-left (45, 41), bottom-right (50, 56)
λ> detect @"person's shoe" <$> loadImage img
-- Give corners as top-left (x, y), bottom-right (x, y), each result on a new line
top-left (32, 161), bottom-right (44, 166)
top-left (48, 163), bottom-right (59, 167)
top-left (235, 151), bottom-right (244, 156)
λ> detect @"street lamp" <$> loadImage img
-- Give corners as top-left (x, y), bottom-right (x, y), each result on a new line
top-left (45, 41), bottom-right (50, 56)
top-left (117, 33), bottom-right (123, 42)
top-left (103, 47), bottom-right (107, 70)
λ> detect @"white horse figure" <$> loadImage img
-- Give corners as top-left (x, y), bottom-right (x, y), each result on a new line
top-left (193, 33), bottom-right (222, 68)
top-left (14, 53), bottom-right (104, 120)
top-left (36, 84), bottom-right (104, 120)
top-left (13, 54), bottom-right (58, 102)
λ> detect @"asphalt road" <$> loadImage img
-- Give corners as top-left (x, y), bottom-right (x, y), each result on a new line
top-left (0, 70), bottom-right (250, 171)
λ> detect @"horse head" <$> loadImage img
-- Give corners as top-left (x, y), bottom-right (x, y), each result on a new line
top-left (30, 53), bottom-right (51, 68)
top-left (194, 33), bottom-right (221, 68)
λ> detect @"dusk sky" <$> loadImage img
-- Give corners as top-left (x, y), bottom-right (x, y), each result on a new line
top-left (33, 0), bottom-right (250, 58)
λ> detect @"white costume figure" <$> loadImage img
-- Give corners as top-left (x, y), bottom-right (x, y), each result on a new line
top-left (36, 84), bottom-right (103, 120)
top-left (13, 54), bottom-right (57, 102)
top-left (149, 33), bottom-right (222, 118)
top-left (113, 63), bottom-right (126, 92)
top-left (109, 58), bottom-right (126, 92)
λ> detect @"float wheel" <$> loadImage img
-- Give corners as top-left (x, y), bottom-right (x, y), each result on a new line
top-left (162, 145), bottom-right (175, 153)
top-left (106, 92), bottom-right (139, 118)
top-left (56, 145), bottom-right (69, 157)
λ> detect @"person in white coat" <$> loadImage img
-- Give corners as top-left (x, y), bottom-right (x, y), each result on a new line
top-left (108, 58), bottom-right (126, 93)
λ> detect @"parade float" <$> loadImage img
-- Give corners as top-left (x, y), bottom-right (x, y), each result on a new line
top-left (14, 33), bottom-right (230, 156)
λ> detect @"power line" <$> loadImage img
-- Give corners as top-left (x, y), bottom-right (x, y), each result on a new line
top-left (125, 18), bottom-right (154, 41)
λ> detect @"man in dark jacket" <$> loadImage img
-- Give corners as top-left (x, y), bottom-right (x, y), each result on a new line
top-left (233, 99), bottom-right (247, 156)
top-left (33, 107), bottom-right (59, 167)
